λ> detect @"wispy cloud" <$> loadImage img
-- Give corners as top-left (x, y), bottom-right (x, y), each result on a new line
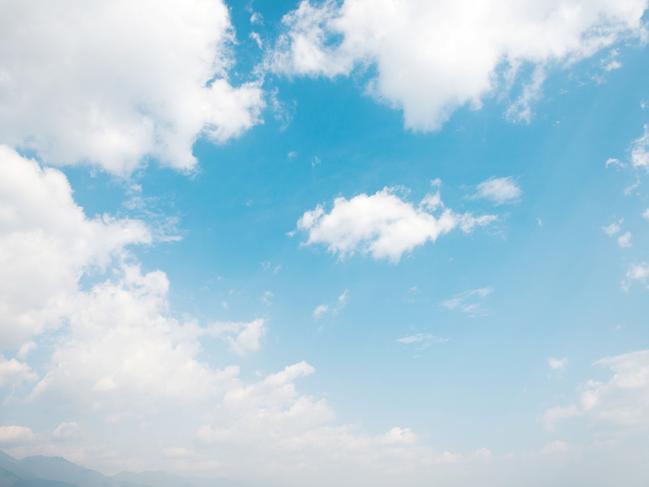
top-left (313, 290), bottom-right (349, 319)
top-left (441, 288), bottom-right (493, 317)
top-left (397, 333), bottom-right (449, 350)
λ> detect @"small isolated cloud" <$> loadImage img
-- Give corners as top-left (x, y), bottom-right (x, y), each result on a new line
top-left (473, 177), bottom-right (522, 205)
top-left (605, 157), bottom-right (626, 169)
top-left (297, 185), bottom-right (495, 262)
top-left (0, 426), bottom-right (34, 446)
top-left (622, 263), bottom-right (649, 291)
top-left (548, 357), bottom-right (568, 371)
top-left (643, 208), bottom-right (649, 221)
top-left (601, 49), bottom-right (623, 73)
top-left (313, 290), bottom-right (349, 319)
top-left (617, 231), bottom-right (633, 248)
top-left (397, 333), bottom-right (448, 350)
top-left (602, 219), bottom-right (623, 236)
top-left (441, 288), bottom-right (493, 317)
top-left (261, 261), bottom-right (282, 274)
top-left (250, 31), bottom-right (263, 49)
top-left (631, 125), bottom-right (649, 169)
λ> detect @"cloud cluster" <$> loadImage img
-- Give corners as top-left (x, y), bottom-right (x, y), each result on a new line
top-left (0, 146), bottom-right (494, 484)
top-left (297, 186), bottom-right (495, 262)
top-left (0, 146), bottom-right (151, 349)
top-left (0, 0), bottom-right (264, 175)
top-left (544, 350), bottom-right (649, 430)
top-left (270, 0), bottom-right (647, 130)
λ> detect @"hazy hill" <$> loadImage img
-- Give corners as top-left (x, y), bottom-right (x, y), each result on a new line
top-left (0, 452), bottom-right (238, 487)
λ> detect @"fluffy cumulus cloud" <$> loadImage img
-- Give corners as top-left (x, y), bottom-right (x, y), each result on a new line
top-left (473, 177), bottom-right (522, 205)
top-left (0, 146), bottom-right (151, 349)
top-left (0, 0), bottom-right (264, 175)
top-left (269, 0), bottom-right (647, 130)
top-left (297, 185), bottom-right (495, 262)
top-left (622, 262), bottom-right (649, 290)
top-left (544, 350), bottom-right (649, 430)
top-left (31, 265), bottom-right (238, 413)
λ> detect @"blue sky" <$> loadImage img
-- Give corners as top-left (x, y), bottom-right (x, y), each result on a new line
top-left (1, 1), bottom-right (649, 486)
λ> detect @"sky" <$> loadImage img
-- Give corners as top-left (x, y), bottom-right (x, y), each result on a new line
top-left (1, 1), bottom-right (649, 486)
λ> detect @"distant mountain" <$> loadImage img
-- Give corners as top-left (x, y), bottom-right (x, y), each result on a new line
top-left (0, 459), bottom-right (76, 487)
top-left (18, 456), bottom-right (127, 487)
top-left (0, 452), bottom-right (134, 487)
top-left (0, 451), bottom-right (239, 487)
top-left (114, 470), bottom-right (241, 487)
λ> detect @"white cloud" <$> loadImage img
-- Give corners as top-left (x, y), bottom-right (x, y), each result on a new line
top-left (631, 125), bottom-right (649, 169)
top-left (0, 140), bottom-right (493, 485)
top-left (313, 304), bottom-right (330, 319)
top-left (544, 350), bottom-right (649, 431)
top-left (605, 157), bottom-right (626, 169)
top-left (473, 177), bottom-right (522, 205)
top-left (0, 355), bottom-right (36, 387)
top-left (548, 357), bottom-right (568, 371)
top-left (31, 265), bottom-right (236, 412)
top-left (313, 290), bottom-right (349, 319)
top-left (602, 219), bottom-right (632, 248)
top-left (506, 66), bottom-right (546, 123)
top-left (206, 319), bottom-right (267, 356)
top-left (602, 218), bottom-right (623, 236)
top-left (617, 231), bottom-right (633, 248)
top-left (270, 0), bottom-right (647, 131)
top-left (622, 262), bottom-right (649, 290)
top-left (441, 288), bottom-right (493, 317)
top-left (297, 186), bottom-right (495, 262)
top-left (250, 31), bottom-right (264, 49)
top-left (0, 146), bottom-right (151, 350)
top-left (0, 426), bottom-right (34, 446)
top-left (397, 334), bottom-right (449, 350)
top-left (0, 0), bottom-right (264, 175)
